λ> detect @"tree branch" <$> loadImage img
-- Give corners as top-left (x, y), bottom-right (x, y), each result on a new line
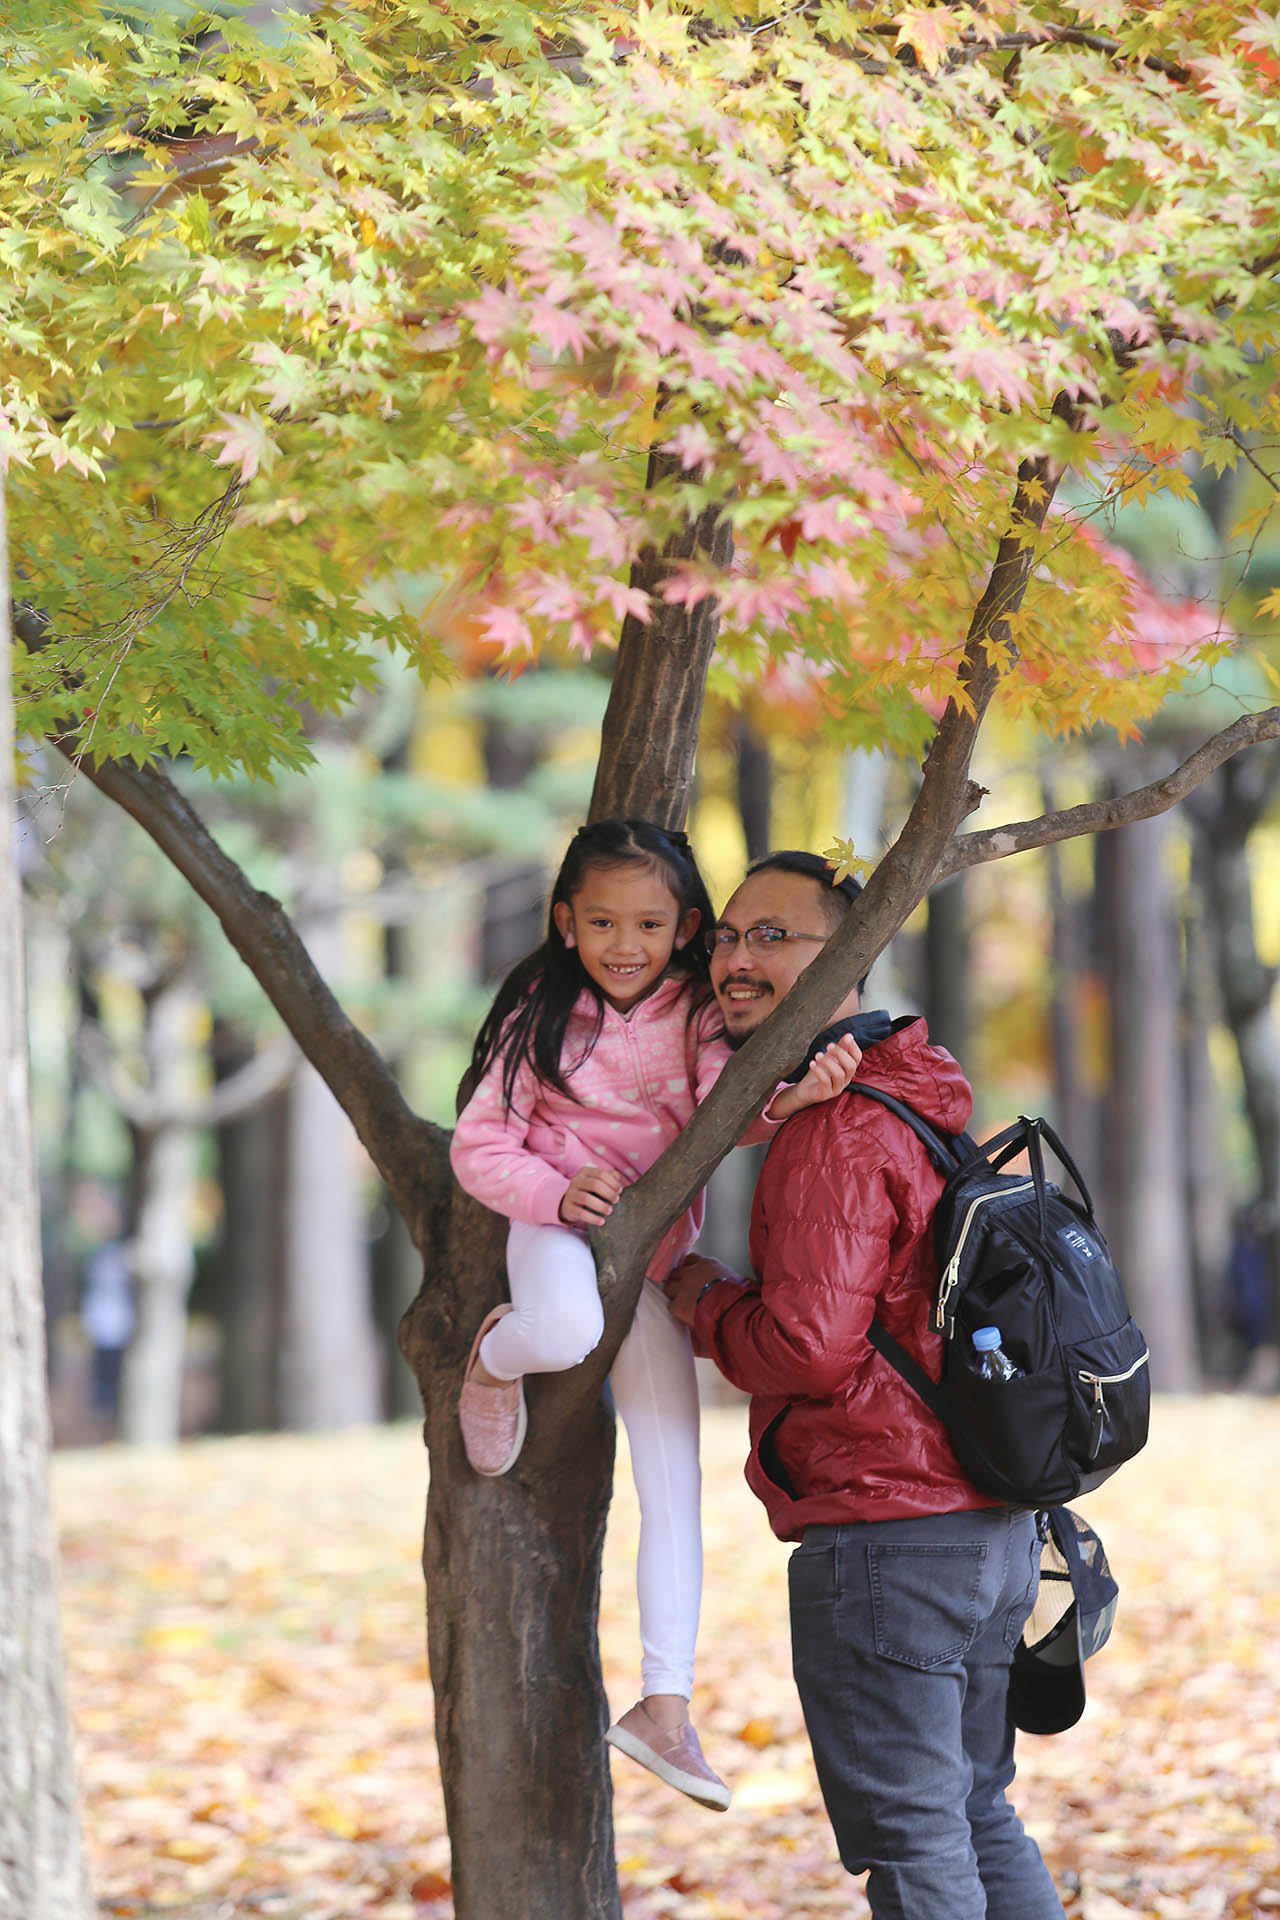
top-left (59, 745), bottom-right (448, 1239)
top-left (934, 707), bottom-right (1280, 879)
top-left (78, 1021), bottom-right (298, 1131)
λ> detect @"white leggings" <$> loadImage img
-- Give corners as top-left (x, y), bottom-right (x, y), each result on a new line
top-left (480, 1219), bottom-right (702, 1700)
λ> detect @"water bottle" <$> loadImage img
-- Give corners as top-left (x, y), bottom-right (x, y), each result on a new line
top-left (972, 1326), bottom-right (1020, 1382)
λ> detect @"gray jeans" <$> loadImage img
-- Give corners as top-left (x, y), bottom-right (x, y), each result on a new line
top-left (789, 1506), bottom-right (1066, 1920)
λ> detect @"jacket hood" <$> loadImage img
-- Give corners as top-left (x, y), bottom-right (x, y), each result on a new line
top-left (848, 1013), bottom-right (972, 1137)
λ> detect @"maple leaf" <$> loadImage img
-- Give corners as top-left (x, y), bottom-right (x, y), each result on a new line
top-left (205, 409), bottom-right (275, 485)
top-left (529, 298), bottom-right (590, 361)
top-left (476, 602), bottom-right (535, 653)
top-left (894, 6), bottom-right (960, 76)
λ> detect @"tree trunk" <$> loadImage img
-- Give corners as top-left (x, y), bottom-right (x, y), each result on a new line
top-left (1043, 795), bottom-right (1101, 1200)
top-left (589, 447), bottom-right (731, 824)
top-left (1186, 753), bottom-right (1280, 1351)
top-left (922, 873), bottom-right (970, 1065)
top-left (119, 977), bottom-right (202, 1444)
top-left (400, 477), bottom-right (737, 1919)
top-left (213, 1056), bottom-right (287, 1433)
top-left (400, 1197), bottom-right (623, 1920)
top-left (841, 749), bottom-right (902, 1011)
top-left (0, 486), bottom-right (94, 1920)
top-left (280, 1055), bottom-right (383, 1426)
top-left (734, 716), bottom-right (772, 862)
top-left (279, 919), bottom-right (383, 1429)
top-left (1097, 803), bottom-right (1200, 1389)
top-left (1180, 886), bottom-right (1231, 1362)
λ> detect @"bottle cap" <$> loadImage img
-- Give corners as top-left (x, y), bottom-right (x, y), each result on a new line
top-left (971, 1326), bottom-right (1002, 1351)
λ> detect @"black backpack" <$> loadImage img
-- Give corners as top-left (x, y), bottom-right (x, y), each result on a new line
top-left (853, 1089), bottom-right (1151, 1507)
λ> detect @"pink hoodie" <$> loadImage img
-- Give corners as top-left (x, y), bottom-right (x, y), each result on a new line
top-left (450, 973), bottom-right (772, 1282)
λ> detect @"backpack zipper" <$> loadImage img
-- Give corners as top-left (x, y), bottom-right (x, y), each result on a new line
top-left (1079, 1351), bottom-right (1150, 1457)
top-left (935, 1180), bottom-right (1037, 1330)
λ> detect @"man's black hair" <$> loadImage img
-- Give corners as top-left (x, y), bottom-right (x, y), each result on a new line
top-left (743, 849), bottom-right (868, 991)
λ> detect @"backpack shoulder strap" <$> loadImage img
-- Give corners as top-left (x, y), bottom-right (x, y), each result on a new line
top-left (844, 1083), bottom-right (964, 1175)
top-left (866, 1317), bottom-right (948, 1416)
top-left (847, 1084), bottom-right (964, 1410)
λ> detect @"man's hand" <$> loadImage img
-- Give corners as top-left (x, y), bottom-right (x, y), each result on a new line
top-left (664, 1252), bottom-right (740, 1326)
top-left (768, 1032), bottom-right (862, 1121)
top-left (558, 1165), bottom-right (624, 1225)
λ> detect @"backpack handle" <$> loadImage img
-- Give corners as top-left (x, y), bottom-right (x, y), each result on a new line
top-left (1021, 1115), bottom-right (1097, 1223)
top-left (948, 1115), bottom-right (1097, 1239)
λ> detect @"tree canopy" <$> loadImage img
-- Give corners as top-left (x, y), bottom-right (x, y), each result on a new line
top-left (5, 0), bottom-right (1280, 778)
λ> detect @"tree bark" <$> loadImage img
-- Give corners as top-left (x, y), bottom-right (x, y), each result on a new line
top-left (0, 487), bottom-right (94, 1920)
top-left (214, 1071), bottom-right (286, 1433)
top-left (119, 976), bottom-right (201, 1445)
top-left (280, 1053), bottom-right (383, 1428)
top-left (1042, 776), bottom-right (1101, 1200)
top-left (1180, 884), bottom-right (1231, 1360)
top-left (589, 446), bottom-right (732, 826)
top-left (734, 717), bottom-right (772, 862)
top-left (1097, 803), bottom-right (1200, 1390)
top-left (1185, 750), bottom-right (1280, 1348)
top-left (922, 873), bottom-right (970, 1066)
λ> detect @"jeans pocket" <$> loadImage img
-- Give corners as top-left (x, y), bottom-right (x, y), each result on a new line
top-left (788, 1534), bottom-right (837, 1612)
top-left (868, 1543), bottom-right (987, 1669)
top-left (1003, 1519), bottom-right (1044, 1651)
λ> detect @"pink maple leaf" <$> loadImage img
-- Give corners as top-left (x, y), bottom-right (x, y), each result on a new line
top-left (206, 409), bottom-right (273, 484)
top-left (478, 603), bottom-right (536, 654)
top-left (599, 580), bottom-right (651, 625)
top-left (667, 421), bottom-right (715, 474)
top-left (465, 283), bottom-right (524, 346)
top-left (529, 300), bottom-right (590, 361)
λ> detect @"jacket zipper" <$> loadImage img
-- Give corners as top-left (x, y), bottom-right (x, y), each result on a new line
top-left (617, 1011), bottom-right (659, 1114)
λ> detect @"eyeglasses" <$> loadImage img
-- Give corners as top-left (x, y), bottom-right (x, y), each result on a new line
top-left (706, 925), bottom-right (828, 957)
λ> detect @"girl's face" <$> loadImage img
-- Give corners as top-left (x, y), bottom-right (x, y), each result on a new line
top-left (553, 861), bottom-right (699, 1013)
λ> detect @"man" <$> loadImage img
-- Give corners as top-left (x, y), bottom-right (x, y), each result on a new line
top-left (666, 851), bottom-right (1065, 1920)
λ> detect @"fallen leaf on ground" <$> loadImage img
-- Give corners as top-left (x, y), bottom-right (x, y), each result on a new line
top-left (54, 1397), bottom-right (1280, 1917)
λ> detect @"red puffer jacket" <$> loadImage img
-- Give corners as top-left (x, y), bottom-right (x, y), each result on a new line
top-left (694, 1016), bottom-right (991, 1541)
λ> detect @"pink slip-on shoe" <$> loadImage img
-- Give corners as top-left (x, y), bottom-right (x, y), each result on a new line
top-left (458, 1305), bottom-right (527, 1477)
top-left (605, 1701), bottom-right (731, 1811)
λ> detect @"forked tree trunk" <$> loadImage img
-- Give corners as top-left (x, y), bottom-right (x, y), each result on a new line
top-left (0, 489), bottom-right (94, 1920)
top-left (400, 473), bottom-right (734, 1920)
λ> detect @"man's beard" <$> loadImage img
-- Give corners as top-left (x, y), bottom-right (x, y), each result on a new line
top-left (717, 977), bottom-right (772, 1046)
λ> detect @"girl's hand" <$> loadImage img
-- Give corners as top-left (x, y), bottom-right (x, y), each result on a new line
top-left (769, 1034), bottom-right (862, 1120)
top-left (559, 1165), bottom-right (625, 1225)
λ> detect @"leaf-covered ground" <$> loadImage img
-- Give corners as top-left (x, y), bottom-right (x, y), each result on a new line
top-left (54, 1397), bottom-right (1279, 1919)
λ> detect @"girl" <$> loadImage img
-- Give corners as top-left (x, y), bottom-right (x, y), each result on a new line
top-left (450, 819), bottom-right (858, 1811)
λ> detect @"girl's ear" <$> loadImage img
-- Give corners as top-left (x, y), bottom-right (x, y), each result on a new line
top-left (674, 907), bottom-right (700, 952)
top-left (552, 900), bottom-right (576, 949)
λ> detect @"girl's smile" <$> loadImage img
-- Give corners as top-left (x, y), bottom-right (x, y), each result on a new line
top-left (553, 862), bottom-right (700, 1013)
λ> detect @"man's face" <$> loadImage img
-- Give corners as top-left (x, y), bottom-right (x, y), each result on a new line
top-left (710, 869), bottom-right (839, 1044)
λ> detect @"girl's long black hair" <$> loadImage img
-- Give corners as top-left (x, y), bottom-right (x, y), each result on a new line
top-left (460, 819), bottom-right (716, 1115)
